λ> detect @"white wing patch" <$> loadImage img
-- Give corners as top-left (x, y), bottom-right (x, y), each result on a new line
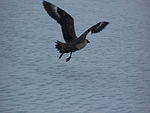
top-left (53, 5), bottom-right (60, 18)
top-left (97, 22), bottom-right (103, 29)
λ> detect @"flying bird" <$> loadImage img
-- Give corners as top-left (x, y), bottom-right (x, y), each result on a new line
top-left (43, 1), bottom-right (109, 62)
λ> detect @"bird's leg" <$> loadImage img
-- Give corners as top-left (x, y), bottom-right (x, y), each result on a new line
top-left (66, 52), bottom-right (72, 62)
top-left (59, 53), bottom-right (64, 59)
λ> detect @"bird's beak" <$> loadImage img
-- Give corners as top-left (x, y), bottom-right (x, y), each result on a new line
top-left (87, 40), bottom-right (90, 43)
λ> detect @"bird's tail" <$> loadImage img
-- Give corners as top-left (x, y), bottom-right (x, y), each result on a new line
top-left (55, 41), bottom-right (64, 53)
top-left (55, 41), bottom-right (72, 53)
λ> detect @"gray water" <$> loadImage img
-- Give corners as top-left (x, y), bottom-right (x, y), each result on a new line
top-left (0, 0), bottom-right (150, 113)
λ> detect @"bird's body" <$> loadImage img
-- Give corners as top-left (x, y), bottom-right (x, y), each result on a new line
top-left (43, 1), bottom-right (109, 62)
top-left (55, 38), bottom-right (89, 53)
top-left (75, 40), bottom-right (88, 50)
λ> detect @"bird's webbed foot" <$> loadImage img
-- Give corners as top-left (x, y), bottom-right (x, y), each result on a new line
top-left (59, 53), bottom-right (64, 59)
top-left (66, 56), bottom-right (71, 62)
top-left (66, 52), bottom-right (72, 62)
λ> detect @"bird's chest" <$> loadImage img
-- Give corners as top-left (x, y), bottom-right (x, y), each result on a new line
top-left (75, 41), bottom-right (87, 50)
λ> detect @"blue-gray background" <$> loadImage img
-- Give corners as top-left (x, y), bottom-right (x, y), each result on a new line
top-left (0, 0), bottom-right (150, 113)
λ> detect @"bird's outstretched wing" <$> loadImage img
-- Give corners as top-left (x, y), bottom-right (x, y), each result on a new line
top-left (79, 21), bottom-right (109, 40)
top-left (90, 21), bottom-right (109, 33)
top-left (43, 1), bottom-right (77, 42)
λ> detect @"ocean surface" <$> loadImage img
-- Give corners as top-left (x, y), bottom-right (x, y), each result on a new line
top-left (0, 0), bottom-right (150, 113)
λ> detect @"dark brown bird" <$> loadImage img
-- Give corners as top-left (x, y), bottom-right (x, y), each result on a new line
top-left (43, 1), bottom-right (109, 62)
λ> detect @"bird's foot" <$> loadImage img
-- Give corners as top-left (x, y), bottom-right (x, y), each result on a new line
top-left (66, 57), bottom-right (71, 62)
top-left (59, 53), bottom-right (64, 59)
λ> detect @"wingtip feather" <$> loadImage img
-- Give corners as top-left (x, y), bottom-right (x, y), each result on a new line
top-left (91, 21), bottom-right (109, 34)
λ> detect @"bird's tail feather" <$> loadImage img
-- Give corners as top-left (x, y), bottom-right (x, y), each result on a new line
top-left (55, 41), bottom-right (73, 53)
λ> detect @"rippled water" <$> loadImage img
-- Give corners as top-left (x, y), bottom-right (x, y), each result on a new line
top-left (0, 0), bottom-right (150, 113)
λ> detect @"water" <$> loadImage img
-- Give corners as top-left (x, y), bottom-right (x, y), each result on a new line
top-left (0, 0), bottom-right (150, 113)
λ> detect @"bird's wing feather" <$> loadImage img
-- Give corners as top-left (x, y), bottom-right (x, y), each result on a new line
top-left (90, 21), bottom-right (109, 33)
top-left (43, 1), bottom-right (77, 42)
top-left (79, 21), bottom-right (109, 40)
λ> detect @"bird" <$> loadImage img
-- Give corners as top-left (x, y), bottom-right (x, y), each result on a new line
top-left (42, 1), bottom-right (109, 62)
